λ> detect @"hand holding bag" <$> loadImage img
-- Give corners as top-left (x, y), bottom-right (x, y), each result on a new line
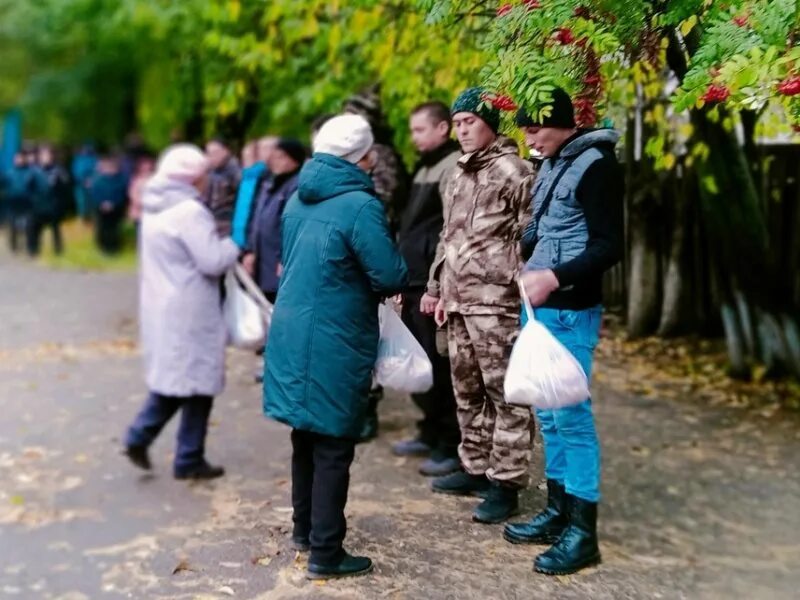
top-left (223, 263), bottom-right (274, 350)
top-left (504, 279), bottom-right (590, 409)
top-left (374, 303), bottom-right (434, 393)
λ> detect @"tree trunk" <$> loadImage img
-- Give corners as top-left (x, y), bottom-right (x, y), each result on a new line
top-left (720, 300), bottom-right (749, 378)
top-left (658, 169), bottom-right (693, 336)
top-left (625, 111), bottom-right (663, 338)
top-left (690, 107), bottom-right (800, 375)
top-left (627, 188), bottom-right (662, 337)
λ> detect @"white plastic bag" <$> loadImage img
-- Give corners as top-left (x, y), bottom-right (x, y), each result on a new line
top-left (504, 280), bottom-right (590, 410)
top-left (223, 264), bottom-right (274, 350)
top-left (374, 303), bottom-right (434, 393)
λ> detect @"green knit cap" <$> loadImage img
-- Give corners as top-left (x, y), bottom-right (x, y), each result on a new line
top-left (451, 87), bottom-right (501, 133)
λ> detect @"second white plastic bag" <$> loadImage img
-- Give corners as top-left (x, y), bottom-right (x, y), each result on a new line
top-left (375, 303), bottom-right (434, 393)
top-left (223, 264), bottom-right (274, 350)
top-left (504, 280), bottom-right (590, 410)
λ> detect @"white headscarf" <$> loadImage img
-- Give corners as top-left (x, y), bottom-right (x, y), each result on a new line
top-left (312, 114), bottom-right (374, 164)
top-left (155, 144), bottom-right (209, 184)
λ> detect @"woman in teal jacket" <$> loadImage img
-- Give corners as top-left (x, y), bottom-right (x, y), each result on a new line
top-left (264, 115), bottom-right (408, 580)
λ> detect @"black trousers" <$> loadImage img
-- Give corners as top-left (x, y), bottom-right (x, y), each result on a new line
top-left (291, 429), bottom-right (356, 566)
top-left (27, 214), bottom-right (63, 256)
top-left (125, 392), bottom-right (214, 474)
top-left (95, 211), bottom-right (123, 254)
top-left (401, 288), bottom-right (461, 456)
top-left (8, 213), bottom-right (28, 253)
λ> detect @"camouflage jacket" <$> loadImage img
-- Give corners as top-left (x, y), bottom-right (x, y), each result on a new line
top-left (427, 137), bottom-right (534, 316)
top-left (203, 156), bottom-right (241, 237)
top-left (370, 143), bottom-right (408, 234)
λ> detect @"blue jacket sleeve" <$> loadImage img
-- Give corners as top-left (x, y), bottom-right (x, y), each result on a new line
top-left (351, 198), bottom-right (409, 295)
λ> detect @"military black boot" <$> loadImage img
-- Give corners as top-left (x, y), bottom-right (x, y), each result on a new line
top-left (504, 479), bottom-right (567, 544)
top-left (534, 494), bottom-right (601, 575)
top-left (472, 482), bottom-right (519, 524)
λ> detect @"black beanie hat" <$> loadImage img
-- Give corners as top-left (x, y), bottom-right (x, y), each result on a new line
top-left (276, 138), bottom-right (307, 166)
top-left (515, 88), bottom-right (576, 129)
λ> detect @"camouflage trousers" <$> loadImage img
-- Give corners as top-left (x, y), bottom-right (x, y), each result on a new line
top-left (447, 313), bottom-right (532, 488)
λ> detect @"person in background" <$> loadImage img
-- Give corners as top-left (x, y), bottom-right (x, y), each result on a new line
top-left (124, 144), bottom-right (241, 480)
top-left (503, 88), bottom-right (624, 576)
top-left (344, 88), bottom-right (410, 442)
top-left (242, 138), bottom-right (306, 303)
top-left (5, 150), bottom-right (35, 254)
top-left (392, 101), bottom-right (462, 477)
top-left (421, 87), bottom-right (535, 524)
top-left (264, 115), bottom-right (408, 579)
top-left (230, 137), bottom-right (273, 249)
top-left (88, 152), bottom-right (128, 254)
top-left (343, 86), bottom-right (409, 232)
top-left (241, 140), bottom-right (257, 169)
top-left (310, 114), bottom-right (335, 142)
top-left (28, 144), bottom-right (69, 256)
top-left (71, 143), bottom-right (97, 220)
top-left (204, 136), bottom-right (241, 236)
top-left (127, 154), bottom-right (156, 233)
top-left (120, 132), bottom-right (147, 185)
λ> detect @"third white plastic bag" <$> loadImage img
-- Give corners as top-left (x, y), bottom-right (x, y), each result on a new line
top-left (223, 264), bottom-right (274, 350)
top-left (504, 280), bottom-right (590, 410)
top-left (374, 303), bottom-right (434, 393)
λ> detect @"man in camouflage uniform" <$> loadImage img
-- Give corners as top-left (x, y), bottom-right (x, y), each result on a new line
top-left (421, 87), bottom-right (535, 523)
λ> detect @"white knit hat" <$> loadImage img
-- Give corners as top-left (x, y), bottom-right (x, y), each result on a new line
top-left (312, 114), bottom-right (374, 164)
top-left (155, 143), bottom-right (210, 184)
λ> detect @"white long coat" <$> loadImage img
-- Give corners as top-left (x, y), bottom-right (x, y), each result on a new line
top-left (139, 178), bottom-right (239, 397)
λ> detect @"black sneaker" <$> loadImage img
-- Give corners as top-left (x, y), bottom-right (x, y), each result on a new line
top-left (307, 553), bottom-right (373, 580)
top-left (174, 461), bottom-right (225, 480)
top-left (431, 470), bottom-right (490, 497)
top-left (124, 444), bottom-right (151, 471)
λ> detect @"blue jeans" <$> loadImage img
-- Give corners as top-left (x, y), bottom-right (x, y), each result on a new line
top-left (126, 392), bottom-right (213, 475)
top-left (522, 306), bottom-right (603, 502)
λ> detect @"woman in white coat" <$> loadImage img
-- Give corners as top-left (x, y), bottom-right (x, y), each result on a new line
top-left (124, 144), bottom-right (241, 479)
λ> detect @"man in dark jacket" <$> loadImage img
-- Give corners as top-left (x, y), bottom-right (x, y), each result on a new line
top-left (392, 102), bottom-right (462, 477)
top-left (204, 137), bottom-right (241, 236)
top-left (5, 151), bottom-right (34, 253)
top-left (242, 138), bottom-right (306, 303)
top-left (28, 144), bottom-right (70, 256)
top-left (88, 153), bottom-right (128, 254)
top-left (264, 115), bottom-right (408, 580)
top-left (504, 88), bottom-right (624, 576)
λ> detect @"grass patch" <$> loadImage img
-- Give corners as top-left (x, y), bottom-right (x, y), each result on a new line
top-left (39, 219), bottom-right (138, 272)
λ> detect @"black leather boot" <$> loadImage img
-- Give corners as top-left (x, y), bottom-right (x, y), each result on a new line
top-left (504, 479), bottom-right (566, 544)
top-left (534, 494), bottom-right (601, 575)
top-left (472, 482), bottom-right (519, 524)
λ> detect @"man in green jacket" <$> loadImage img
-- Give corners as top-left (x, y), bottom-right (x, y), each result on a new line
top-left (264, 114), bottom-right (408, 580)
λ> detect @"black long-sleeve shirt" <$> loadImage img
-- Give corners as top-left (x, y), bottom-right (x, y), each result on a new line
top-left (545, 149), bottom-right (624, 310)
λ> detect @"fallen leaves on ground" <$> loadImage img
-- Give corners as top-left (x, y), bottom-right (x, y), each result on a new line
top-left (172, 559), bottom-right (195, 575)
top-left (597, 317), bottom-right (800, 413)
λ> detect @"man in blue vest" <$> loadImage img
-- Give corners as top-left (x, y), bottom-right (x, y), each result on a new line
top-left (504, 88), bottom-right (623, 575)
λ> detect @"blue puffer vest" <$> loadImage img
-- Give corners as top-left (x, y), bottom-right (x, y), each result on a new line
top-left (524, 129), bottom-right (620, 274)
